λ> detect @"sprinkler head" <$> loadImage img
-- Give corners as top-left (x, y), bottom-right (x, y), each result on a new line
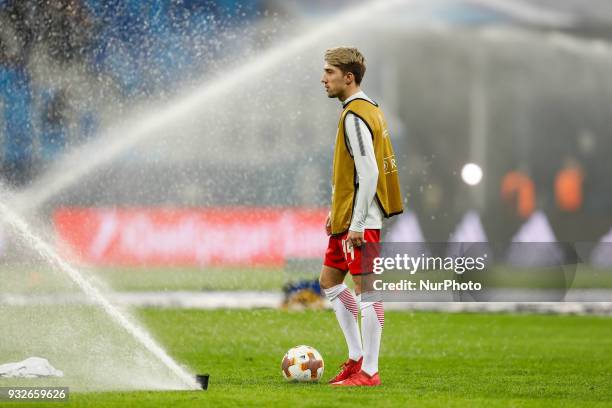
top-left (195, 374), bottom-right (209, 390)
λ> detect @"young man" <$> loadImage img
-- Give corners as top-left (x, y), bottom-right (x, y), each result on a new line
top-left (319, 47), bottom-right (403, 387)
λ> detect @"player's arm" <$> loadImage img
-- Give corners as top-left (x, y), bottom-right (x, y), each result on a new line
top-left (345, 113), bottom-right (378, 247)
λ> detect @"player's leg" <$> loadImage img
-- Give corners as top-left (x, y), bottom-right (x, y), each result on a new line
top-left (318, 264), bottom-right (347, 290)
top-left (351, 272), bottom-right (383, 379)
top-left (333, 229), bottom-right (382, 386)
top-left (319, 265), bottom-right (363, 364)
top-left (320, 234), bottom-right (364, 383)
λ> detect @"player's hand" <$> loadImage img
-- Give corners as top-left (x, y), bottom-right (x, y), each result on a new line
top-left (325, 213), bottom-right (332, 236)
top-left (347, 230), bottom-right (364, 248)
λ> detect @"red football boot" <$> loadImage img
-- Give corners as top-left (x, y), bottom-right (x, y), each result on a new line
top-left (327, 357), bottom-right (362, 384)
top-left (331, 370), bottom-right (381, 386)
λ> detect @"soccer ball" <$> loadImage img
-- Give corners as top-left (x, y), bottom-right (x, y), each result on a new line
top-left (281, 345), bottom-right (324, 382)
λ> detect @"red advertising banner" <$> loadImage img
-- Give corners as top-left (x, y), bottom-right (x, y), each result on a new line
top-left (54, 208), bottom-right (329, 266)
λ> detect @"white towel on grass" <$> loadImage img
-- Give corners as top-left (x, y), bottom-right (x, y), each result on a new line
top-left (0, 357), bottom-right (63, 378)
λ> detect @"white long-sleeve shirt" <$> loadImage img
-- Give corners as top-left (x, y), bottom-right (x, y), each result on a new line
top-left (342, 91), bottom-right (383, 232)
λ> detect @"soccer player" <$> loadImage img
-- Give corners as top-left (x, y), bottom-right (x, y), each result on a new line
top-left (319, 47), bottom-right (403, 386)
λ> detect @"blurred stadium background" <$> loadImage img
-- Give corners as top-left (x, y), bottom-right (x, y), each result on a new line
top-left (1, 0), bottom-right (612, 295)
top-left (1, 0), bottom-right (612, 398)
top-left (1, 0), bottom-right (612, 245)
top-left (0, 0), bottom-right (611, 293)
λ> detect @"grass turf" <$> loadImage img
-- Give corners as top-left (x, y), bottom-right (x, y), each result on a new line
top-left (1, 309), bottom-right (611, 407)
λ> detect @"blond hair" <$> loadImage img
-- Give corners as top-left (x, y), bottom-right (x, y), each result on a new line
top-left (324, 47), bottom-right (366, 85)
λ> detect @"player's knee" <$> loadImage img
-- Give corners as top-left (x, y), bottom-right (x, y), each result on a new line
top-left (319, 274), bottom-right (332, 290)
top-left (319, 268), bottom-right (343, 290)
top-left (352, 276), bottom-right (362, 295)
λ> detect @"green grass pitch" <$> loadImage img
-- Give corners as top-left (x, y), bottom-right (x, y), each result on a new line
top-left (1, 309), bottom-right (611, 407)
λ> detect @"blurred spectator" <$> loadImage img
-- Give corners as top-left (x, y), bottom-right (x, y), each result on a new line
top-left (37, 0), bottom-right (95, 63)
top-left (39, 88), bottom-right (69, 162)
top-left (501, 170), bottom-right (536, 219)
top-left (555, 158), bottom-right (584, 213)
top-left (2, 0), bottom-right (95, 64)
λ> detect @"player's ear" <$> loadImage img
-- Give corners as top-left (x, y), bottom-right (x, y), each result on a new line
top-left (345, 72), bottom-right (353, 85)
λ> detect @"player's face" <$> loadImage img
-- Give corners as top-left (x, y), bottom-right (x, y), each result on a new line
top-left (321, 63), bottom-right (347, 99)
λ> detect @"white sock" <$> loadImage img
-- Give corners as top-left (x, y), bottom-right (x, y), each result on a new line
top-left (360, 296), bottom-right (384, 376)
top-left (324, 284), bottom-right (362, 361)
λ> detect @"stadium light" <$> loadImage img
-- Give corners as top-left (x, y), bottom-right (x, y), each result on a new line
top-left (461, 163), bottom-right (483, 186)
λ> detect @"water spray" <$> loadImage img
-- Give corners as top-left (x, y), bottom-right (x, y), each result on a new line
top-left (11, 0), bottom-right (411, 214)
top-left (0, 192), bottom-right (201, 390)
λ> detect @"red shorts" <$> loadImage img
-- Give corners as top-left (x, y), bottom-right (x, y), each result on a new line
top-left (323, 229), bottom-right (380, 275)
